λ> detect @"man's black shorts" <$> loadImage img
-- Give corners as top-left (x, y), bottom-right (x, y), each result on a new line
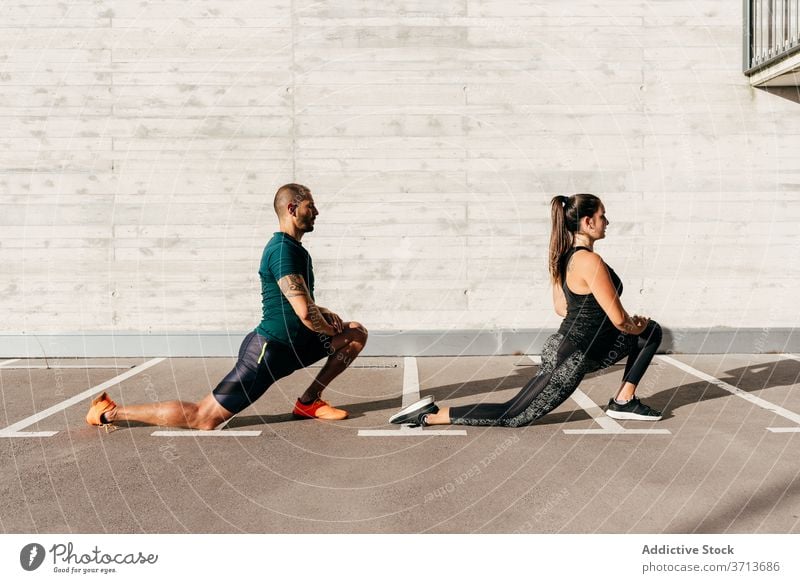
top-left (212, 328), bottom-right (331, 414)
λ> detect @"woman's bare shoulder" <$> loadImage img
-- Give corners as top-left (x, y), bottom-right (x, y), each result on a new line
top-left (569, 248), bottom-right (603, 270)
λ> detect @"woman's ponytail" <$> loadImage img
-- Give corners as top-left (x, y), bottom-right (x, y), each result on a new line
top-left (549, 195), bottom-right (571, 284)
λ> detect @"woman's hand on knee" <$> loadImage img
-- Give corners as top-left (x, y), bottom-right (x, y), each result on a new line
top-left (626, 314), bottom-right (649, 335)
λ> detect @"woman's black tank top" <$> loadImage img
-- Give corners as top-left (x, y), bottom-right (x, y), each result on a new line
top-left (557, 246), bottom-right (624, 358)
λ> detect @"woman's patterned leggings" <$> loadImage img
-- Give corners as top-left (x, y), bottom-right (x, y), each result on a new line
top-left (449, 321), bottom-right (662, 427)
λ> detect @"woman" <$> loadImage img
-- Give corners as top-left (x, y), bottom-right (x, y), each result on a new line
top-left (390, 193), bottom-right (663, 427)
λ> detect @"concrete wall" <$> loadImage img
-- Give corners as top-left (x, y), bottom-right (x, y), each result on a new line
top-left (1, 1), bottom-right (798, 355)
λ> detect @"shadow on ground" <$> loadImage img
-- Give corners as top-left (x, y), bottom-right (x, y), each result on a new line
top-left (163, 357), bottom-right (800, 430)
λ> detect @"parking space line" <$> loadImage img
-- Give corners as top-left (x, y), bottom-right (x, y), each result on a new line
top-left (401, 356), bottom-right (420, 408)
top-left (1, 365), bottom-right (134, 370)
top-left (0, 431), bottom-right (58, 437)
top-left (359, 356), bottom-right (467, 437)
top-left (151, 430), bottom-right (262, 437)
top-left (564, 388), bottom-right (671, 435)
top-left (0, 357), bottom-right (165, 438)
top-left (358, 428), bottom-right (466, 436)
top-left (568, 389), bottom-right (622, 430)
top-left (658, 355), bottom-right (800, 432)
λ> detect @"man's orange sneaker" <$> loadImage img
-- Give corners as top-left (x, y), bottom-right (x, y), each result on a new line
top-left (85, 392), bottom-right (117, 426)
top-left (292, 398), bottom-right (348, 421)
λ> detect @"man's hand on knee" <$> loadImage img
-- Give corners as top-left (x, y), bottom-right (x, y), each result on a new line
top-left (319, 308), bottom-right (344, 334)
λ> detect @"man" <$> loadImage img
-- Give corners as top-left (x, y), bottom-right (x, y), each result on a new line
top-left (86, 183), bottom-right (368, 429)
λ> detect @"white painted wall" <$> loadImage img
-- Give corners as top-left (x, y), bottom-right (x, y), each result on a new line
top-left (1, 0), bottom-right (797, 336)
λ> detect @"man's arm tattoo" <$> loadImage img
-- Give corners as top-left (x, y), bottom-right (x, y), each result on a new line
top-left (279, 274), bottom-right (310, 298)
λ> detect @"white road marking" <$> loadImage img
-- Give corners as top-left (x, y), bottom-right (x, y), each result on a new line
top-left (569, 389), bottom-right (623, 431)
top-left (0, 365), bottom-right (135, 370)
top-left (308, 364), bottom-right (398, 369)
top-left (357, 428), bottom-right (467, 436)
top-left (359, 356), bottom-right (467, 437)
top-left (0, 357), bottom-right (165, 438)
top-left (564, 388), bottom-right (670, 435)
top-left (0, 431), bottom-right (58, 437)
top-left (402, 356), bottom-right (420, 408)
top-left (151, 430), bottom-right (262, 437)
top-left (658, 355), bottom-right (800, 432)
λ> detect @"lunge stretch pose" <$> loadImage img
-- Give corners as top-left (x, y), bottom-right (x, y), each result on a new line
top-left (390, 193), bottom-right (663, 427)
top-left (86, 183), bottom-right (368, 430)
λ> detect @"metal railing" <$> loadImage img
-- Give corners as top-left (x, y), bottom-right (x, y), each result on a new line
top-left (744, 0), bottom-right (800, 74)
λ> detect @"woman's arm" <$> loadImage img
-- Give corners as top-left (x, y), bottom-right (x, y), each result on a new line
top-left (552, 282), bottom-right (567, 317)
top-left (576, 252), bottom-right (647, 335)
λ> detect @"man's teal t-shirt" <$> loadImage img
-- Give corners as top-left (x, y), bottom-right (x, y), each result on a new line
top-left (255, 232), bottom-right (315, 345)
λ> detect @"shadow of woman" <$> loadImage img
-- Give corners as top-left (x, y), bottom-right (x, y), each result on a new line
top-left (643, 357), bottom-right (800, 419)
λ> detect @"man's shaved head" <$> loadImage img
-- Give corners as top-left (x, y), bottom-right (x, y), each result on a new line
top-left (274, 183), bottom-right (312, 218)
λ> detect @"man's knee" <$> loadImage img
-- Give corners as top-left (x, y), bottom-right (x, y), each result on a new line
top-left (349, 322), bottom-right (368, 347)
top-left (195, 396), bottom-right (233, 430)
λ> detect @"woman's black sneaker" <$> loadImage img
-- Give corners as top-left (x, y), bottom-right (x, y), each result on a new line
top-left (606, 396), bottom-right (662, 421)
top-left (389, 396), bottom-right (439, 426)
